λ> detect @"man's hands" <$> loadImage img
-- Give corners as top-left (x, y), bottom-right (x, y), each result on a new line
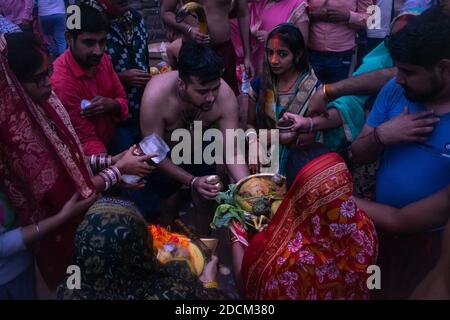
top-left (119, 69), bottom-right (152, 88)
top-left (326, 8), bottom-right (351, 22)
top-left (244, 56), bottom-right (255, 79)
top-left (376, 107), bottom-right (440, 145)
top-left (252, 29), bottom-right (268, 43)
top-left (280, 112), bottom-right (311, 133)
top-left (309, 6), bottom-right (350, 23)
top-left (81, 96), bottom-right (121, 118)
top-left (115, 145), bottom-right (158, 177)
top-left (187, 26), bottom-right (210, 44)
top-left (192, 176), bottom-right (223, 200)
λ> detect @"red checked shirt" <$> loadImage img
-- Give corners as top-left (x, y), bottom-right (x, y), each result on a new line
top-left (51, 49), bottom-right (128, 155)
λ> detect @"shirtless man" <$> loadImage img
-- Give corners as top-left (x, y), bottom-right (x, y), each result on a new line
top-left (161, 0), bottom-right (252, 96)
top-left (140, 42), bottom-right (249, 236)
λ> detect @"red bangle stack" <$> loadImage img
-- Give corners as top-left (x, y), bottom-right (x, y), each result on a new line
top-left (99, 165), bottom-right (122, 191)
top-left (90, 154), bottom-right (112, 172)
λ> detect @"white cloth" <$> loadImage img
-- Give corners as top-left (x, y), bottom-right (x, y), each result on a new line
top-left (367, 0), bottom-right (393, 38)
top-left (37, 0), bottom-right (66, 17)
top-left (0, 226), bottom-right (33, 285)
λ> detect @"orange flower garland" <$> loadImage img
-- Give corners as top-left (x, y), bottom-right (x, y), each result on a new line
top-left (148, 224), bottom-right (190, 253)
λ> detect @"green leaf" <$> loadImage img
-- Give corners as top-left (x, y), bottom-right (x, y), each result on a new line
top-left (215, 184), bottom-right (238, 205)
top-left (210, 203), bottom-right (246, 230)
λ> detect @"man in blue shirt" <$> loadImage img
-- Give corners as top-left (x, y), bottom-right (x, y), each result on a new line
top-left (351, 6), bottom-right (450, 299)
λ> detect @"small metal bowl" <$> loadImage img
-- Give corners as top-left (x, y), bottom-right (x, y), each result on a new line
top-left (199, 238), bottom-right (219, 255)
top-left (276, 119), bottom-right (294, 132)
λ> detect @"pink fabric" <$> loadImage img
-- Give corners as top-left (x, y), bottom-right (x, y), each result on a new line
top-left (231, 0), bottom-right (308, 75)
top-left (259, 0), bottom-right (308, 34)
top-left (0, 0), bottom-right (34, 25)
top-left (308, 0), bottom-right (373, 52)
top-left (51, 50), bottom-right (128, 155)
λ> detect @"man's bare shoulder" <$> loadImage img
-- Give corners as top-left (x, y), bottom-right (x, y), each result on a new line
top-left (142, 71), bottom-right (179, 109)
top-left (216, 79), bottom-right (239, 113)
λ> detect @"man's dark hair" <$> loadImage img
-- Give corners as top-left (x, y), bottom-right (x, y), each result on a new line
top-left (67, 4), bottom-right (110, 40)
top-left (387, 6), bottom-right (450, 67)
top-left (5, 32), bottom-right (47, 81)
top-left (285, 143), bottom-right (330, 190)
top-left (178, 41), bottom-right (224, 84)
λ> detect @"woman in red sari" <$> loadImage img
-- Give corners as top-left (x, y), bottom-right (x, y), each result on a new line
top-left (231, 144), bottom-right (378, 299)
top-left (0, 32), bottom-right (154, 291)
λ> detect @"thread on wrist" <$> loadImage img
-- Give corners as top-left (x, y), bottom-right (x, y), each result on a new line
top-left (308, 117), bottom-right (314, 133)
top-left (373, 127), bottom-right (385, 146)
top-left (190, 176), bottom-right (198, 190)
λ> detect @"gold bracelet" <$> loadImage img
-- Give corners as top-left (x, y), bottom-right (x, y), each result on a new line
top-left (323, 84), bottom-right (331, 101)
top-left (202, 280), bottom-right (219, 289)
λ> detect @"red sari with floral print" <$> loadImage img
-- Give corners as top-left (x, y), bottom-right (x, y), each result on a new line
top-left (241, 153), bottom-right (378, 299)
top-left (0, 35), bottom-right (95, 290)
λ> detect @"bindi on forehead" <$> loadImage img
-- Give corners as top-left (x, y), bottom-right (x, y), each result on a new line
top-left (270, 33), bottom-right (281, 64)
top-left (273, 32), bottom-right (279, 50)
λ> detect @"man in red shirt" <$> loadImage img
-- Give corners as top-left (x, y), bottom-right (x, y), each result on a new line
top-left (51, 4), bottom-right (128, 156)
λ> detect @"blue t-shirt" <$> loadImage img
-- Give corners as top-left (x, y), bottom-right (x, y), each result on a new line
top-left (366, 79), bottom-right (450, 208)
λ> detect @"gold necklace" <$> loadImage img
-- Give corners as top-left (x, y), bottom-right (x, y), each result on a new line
top-left (181, 107), bottom-right (203, 132)
top-left (278, 72), bottom-right (301, 93)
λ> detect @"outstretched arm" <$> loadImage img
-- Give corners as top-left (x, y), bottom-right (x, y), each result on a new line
top-left (236, 0), bottom-right (253, 77)
top-left (307, 68), bottom-right (396, 117)
top-left (140, 77), bottom-right (196, 187)
top-left (161, 0), bottom-right (210, 44)
top-left (161, 0), bottom-right (190, 35)
top-left (355, 185), bottom-right (450, 233)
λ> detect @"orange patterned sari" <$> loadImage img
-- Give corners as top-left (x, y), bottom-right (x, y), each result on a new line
top-left (242, 153), bottom-right (378, 299)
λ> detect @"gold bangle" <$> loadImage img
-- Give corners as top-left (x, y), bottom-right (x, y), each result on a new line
top-left (202, 280), bottom-right (219, 289)
top-left (323, 84), bottom-right (331, 101)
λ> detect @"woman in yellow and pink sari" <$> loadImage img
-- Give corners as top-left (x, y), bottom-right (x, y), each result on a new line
top-left (230, 144), bottom-right (378, 299)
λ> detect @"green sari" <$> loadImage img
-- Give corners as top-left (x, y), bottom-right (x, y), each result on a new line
top-left (57, 197), bottom-right (223, 300)
top-left (248, 68), bottom-right (320, 175)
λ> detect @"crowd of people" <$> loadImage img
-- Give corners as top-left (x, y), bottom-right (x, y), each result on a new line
top-left (0, 0), bottom-right (449, 300)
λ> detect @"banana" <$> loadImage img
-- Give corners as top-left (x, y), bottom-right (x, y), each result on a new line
top-left (186, 242), bottom-right (205, 276)
top-left (271, 200), bottom-right (282, 215)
